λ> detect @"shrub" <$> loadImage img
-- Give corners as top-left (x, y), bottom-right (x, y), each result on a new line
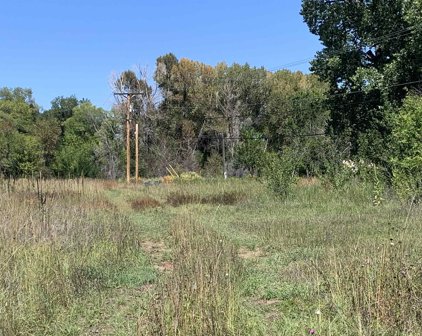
top-left (201, 191), bottom-right (246, 205)
top-left (261, 150), bottom-right (297, 198)
top-left (390, 95), bottom-right (422, 202)
top-left (167, 191), bottom-right (246, 206)
top-left (234, 128), bottom-right (267, 176)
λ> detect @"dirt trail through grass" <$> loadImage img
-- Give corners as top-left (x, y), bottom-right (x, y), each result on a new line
top-left (95, 181), bottom-right (422, 336)
top-left (8, 179), bottom-right (419, 335)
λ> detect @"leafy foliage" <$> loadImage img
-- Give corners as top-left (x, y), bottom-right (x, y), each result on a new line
top-left (390, 94), bottom-right (422, 201)
top-left (301, 0), bottom-right (422, 160)
top-left (261, 150), bottom-right (297, 199)
top-left (234, 128), bottom-right (267, 176)
top-left (53, 102), bottom-right (106, 177)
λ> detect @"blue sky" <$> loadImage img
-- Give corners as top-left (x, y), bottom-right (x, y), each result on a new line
top-left (0, 0), bottom-right (322, 111)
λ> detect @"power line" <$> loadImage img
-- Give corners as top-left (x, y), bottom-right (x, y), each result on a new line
top-left (330, 79), bottom-right (422, 97)
top-left (179, 133), bottom-right (327, 142)
top-left (269, 24), bottom-right (422, 72)
top-left (268, 58), bottom-right (313, 71)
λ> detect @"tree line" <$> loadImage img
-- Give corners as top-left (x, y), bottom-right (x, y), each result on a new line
top-left (0, 64), bottom-right (331, 179)
top-left (1, 0), bottom-right (421, 197)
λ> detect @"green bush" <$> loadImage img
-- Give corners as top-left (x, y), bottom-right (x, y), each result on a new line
top-left (390, 95), bottom-right (422, 202)
top-left (234, 128), bottom-right (267, 176)
top-left (261, 150), bottom-right (296, 198)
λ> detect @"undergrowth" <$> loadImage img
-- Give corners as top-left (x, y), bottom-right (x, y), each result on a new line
top-left (0, 179), bottom-right (149, 335)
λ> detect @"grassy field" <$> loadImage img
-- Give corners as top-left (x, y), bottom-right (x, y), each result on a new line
top-left (0, 177), bottom-right (421, 335)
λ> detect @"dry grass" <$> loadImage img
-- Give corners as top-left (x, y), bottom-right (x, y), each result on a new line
top-left (201, 191), bottom-right (247, 205)
top-left (139, 217), bottom-right (255, 336)
top-left (0, 178), bottom-right (145, 335)
top-left (166, 191), bottom-right (200, 206)
top-left (131, 197), bottom-right (161, 211)
top-left (314, 243), bottom-right (422, 334)
top-left (2, 177), bottom-right (422, 335)
top-left (166, 190), bottom-right (246, 207)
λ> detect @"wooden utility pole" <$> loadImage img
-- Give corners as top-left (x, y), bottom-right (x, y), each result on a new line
top-left (113, 91), bottom-right (143, 184)
top-left (222, 134), bottom-right (227, 179)
top-left (135, 123), bottom-right (139, 183)
top-left (126, 95), bottom-right (131, 184)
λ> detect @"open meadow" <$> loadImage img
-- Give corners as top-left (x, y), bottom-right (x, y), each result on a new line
top-left (0, 177), bottom-right (421, 335)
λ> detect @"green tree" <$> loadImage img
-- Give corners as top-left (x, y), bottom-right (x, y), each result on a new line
top-left (0, 87), bottom-right (39, 133)
top-left (0, 88), bottom-right (43, 177)
top-left (264, 70), bottom-right (328, 147)
top-left (43, 95), bottom-right (80, 124)
top-left (234, 128), bottom-right (267, 176)
top-left (33, 118), bottom-right (61, 171)
top-left (213, 63), bottom-right (269, 168)
top-left (263, 70), bottom-right (330, 176)
top-left (155, 53), bottom-right (179, 95)
top-left (154, 56), bottom-right (218, 170)
top-left (301, 0), bottom-right (422, 160)
top-left (54, 102), bottom-right (106, 177)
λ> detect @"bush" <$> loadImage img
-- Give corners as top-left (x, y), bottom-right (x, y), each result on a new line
top-left (390, 95), bottom-right (422, 202)
top-left (201, 151), bottom-right (224, 177)
top-left (167, 191), bottom-right (246, 206)
top-left (261, 150), bottom-right (296, 198)
top-left (234, 128), bottom-right (267, 176)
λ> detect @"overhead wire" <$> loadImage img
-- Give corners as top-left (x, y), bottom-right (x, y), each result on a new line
top-left (268, 24), bottom-right (421, 72)
top-left (144, 25), bottom-right (422, 145)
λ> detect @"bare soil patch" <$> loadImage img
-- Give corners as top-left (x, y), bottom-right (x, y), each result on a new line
top-left (238, 247), bottom-right (265, 259)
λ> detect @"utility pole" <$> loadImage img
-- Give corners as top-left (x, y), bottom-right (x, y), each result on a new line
top-left (135, 123), bottom-right (139, 183)
top-left (113, 92), bottom-right (143, 184)
top-left (222, 134), bottom-right (227, 179)
top-left (126, 95), bottom-right (131, 184)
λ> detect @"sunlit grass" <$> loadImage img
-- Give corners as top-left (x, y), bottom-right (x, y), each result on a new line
top-left (0, 178), bottom-right (154, 335)
top-left (1, 177), bottom-right (421, 335)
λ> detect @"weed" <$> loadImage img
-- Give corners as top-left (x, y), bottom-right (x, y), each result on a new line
top-left (1, 177), bottom-right (421, 335)
top-left (0, 179), bottom-right (147, 335)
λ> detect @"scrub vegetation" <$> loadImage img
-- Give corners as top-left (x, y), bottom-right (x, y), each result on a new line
top-left (1, 177), bottom-right (421, 335)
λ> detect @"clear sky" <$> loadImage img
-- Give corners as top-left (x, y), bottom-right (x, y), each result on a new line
top-left (0, 0), bottom-right (322, 111)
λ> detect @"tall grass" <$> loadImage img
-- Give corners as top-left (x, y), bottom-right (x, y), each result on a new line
top-left (0, 178), bottom-right (144, 335)
top-left (2, 177), bottom-right (421, 335)
top-left (152, 178), bottom-right (422, 335)
top-left (315, 243), bottom-right (422, 335)
top-left (140, 217), bottom-right (262, 336)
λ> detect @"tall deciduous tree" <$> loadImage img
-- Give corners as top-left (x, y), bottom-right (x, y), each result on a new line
top-left (53, 102), bottom-right (106, 177)
top-left (301, 0), bottom-right (422, 160)
top-left (0, 88), bottom-right (43, 177)
top-left (44, 95), bottom-right (80, 124)
top-left (94, 109), bottom-right (124, 179)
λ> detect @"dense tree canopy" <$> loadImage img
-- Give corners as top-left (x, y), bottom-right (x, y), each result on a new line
top-left (301, 0), bottom-right (422, 160)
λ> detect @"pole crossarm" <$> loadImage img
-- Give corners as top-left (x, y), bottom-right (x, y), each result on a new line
top-left (113, 92), bottom-right (144, 96)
